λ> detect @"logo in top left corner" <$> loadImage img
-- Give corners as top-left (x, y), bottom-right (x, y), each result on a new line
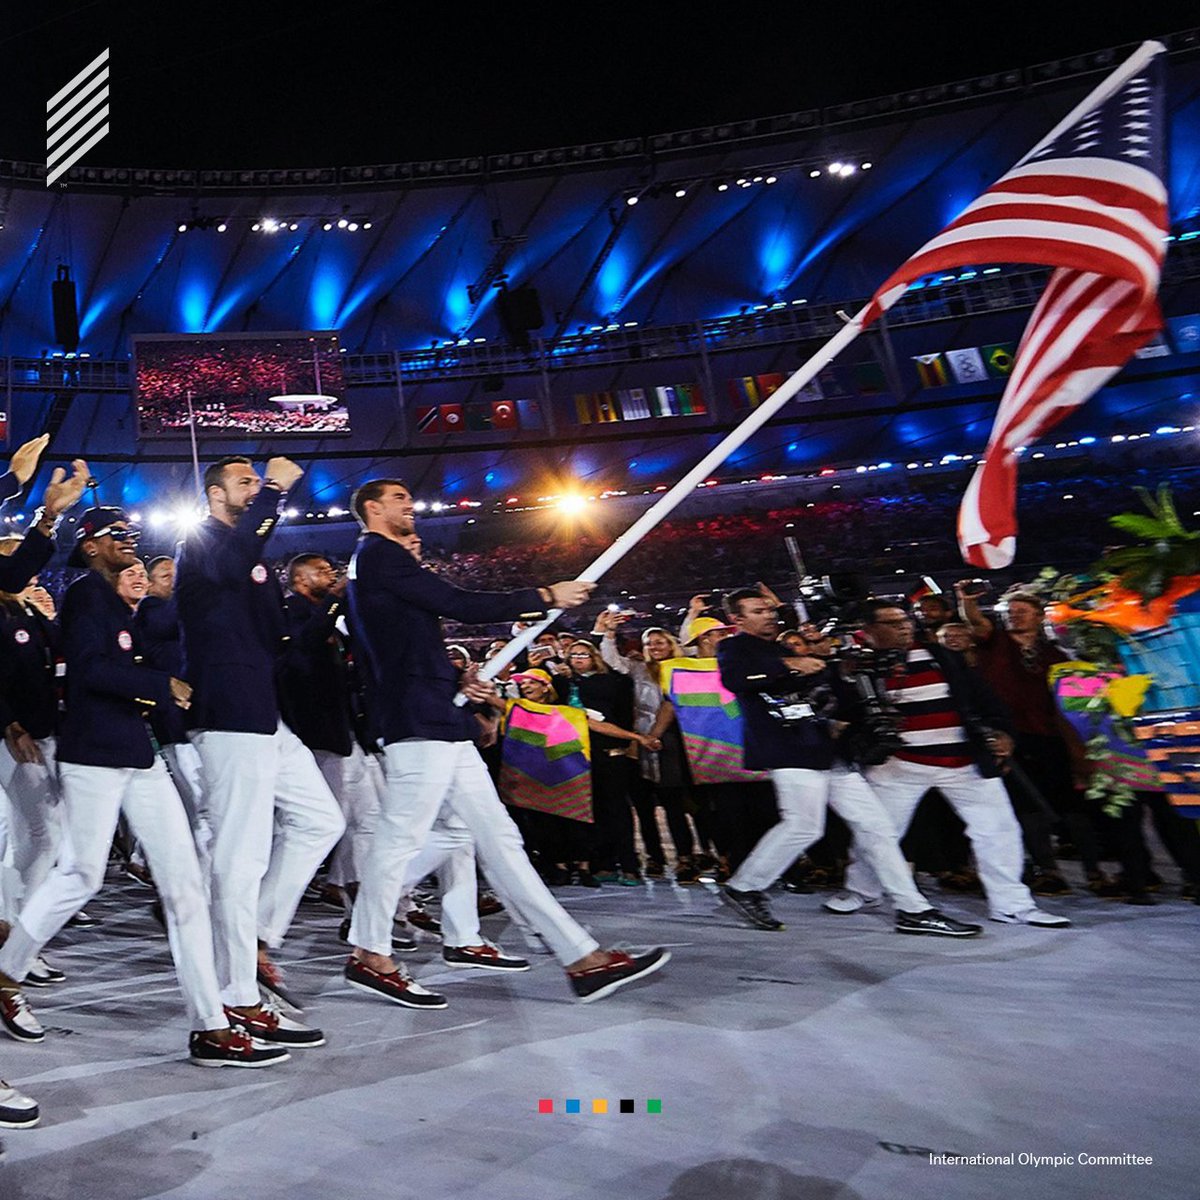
top-left (47, 48), bottom-right (111, 187)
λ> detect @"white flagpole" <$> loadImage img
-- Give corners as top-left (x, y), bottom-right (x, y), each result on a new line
top-left (460, 305), bottom-right (871, 697)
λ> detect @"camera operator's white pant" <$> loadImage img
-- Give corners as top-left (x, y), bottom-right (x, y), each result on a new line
top-left (846, 758), bottom-right (1035, 917)
top-left (729, 766), bottom-right (928, 911)
top-left (314, 744), bottom-right (381, 890)
top-left (193, 723), bottom-right (345, 1007)
top-left (0, 737), bottom-right (61, 919)
top-left (350, 739), bottom-right (598, 965)
top-left (0, 760), bottom-right (226, 1031)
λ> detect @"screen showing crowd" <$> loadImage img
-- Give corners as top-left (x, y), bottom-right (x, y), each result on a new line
top-left (134, 332), bottom-right (350, 438)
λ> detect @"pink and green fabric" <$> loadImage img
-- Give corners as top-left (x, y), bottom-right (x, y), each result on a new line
top-left (500, 699), bottom-right (594, 823)
top-left (1050, 662), bottom-right (1162, 791)
top-left (662, 657), bottom-right (768, 785)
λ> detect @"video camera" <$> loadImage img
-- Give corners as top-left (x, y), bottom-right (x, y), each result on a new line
top-left (784, 538), bottom-right (906, 767)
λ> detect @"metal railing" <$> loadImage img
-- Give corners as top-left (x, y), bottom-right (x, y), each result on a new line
top-left (4, 241), bottom-right (1197, 395)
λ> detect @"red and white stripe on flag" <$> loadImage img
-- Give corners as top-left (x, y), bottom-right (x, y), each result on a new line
top-left (862, 42), bottom-right (1169, 568)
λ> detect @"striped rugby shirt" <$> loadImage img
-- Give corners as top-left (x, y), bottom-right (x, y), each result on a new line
top-left (884, 647), bottom-right (973, 768)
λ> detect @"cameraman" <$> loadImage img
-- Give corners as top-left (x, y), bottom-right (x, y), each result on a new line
top-left (715, 588), bottom-right (979, 937)
top-left (832, 599), bottom-right (1070, 928)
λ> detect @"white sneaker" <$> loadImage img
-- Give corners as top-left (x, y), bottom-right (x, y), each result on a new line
top-left (0, 1081), bottom-right (39, 1129)
top-left (822, 891), bottom-right (882, 915)
top-left (991, 908), bottom-right (1071, 928)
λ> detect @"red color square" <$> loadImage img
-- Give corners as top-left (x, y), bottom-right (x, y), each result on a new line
top-left (538, 1099), bottom-right (554, 1113)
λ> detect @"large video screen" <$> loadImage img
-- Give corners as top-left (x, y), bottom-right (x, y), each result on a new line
top-left (134, 332), bottom-right (350, 438)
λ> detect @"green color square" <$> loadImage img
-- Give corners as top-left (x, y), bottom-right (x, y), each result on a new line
top-left (647, 1099), bottom-right (662, 1114)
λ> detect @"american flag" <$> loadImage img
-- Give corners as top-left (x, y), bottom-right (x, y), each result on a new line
top-left (862, 43), bottom-right (1169, 569)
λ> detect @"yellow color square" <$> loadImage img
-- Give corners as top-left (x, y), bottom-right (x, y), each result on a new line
top-left (592, 1098), bottom-right (608, 1114)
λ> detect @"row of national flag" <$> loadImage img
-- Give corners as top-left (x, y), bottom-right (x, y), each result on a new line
top-left (913, 310), bottom-right (1200, 390)
top-left (575, 384), bottom-right (706, 423)
top-left (414, 398), bottom-right (543, 435)
top-left (911, 343), bottom-right (1018, 387)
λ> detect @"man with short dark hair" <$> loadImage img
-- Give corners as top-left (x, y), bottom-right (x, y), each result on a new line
top-left (716, 588), bottom-right (980, 937)
top-left (832, 601), bottom-right (1069, 928)
top-left (278, 552), bottom-right (377, 921)
top-left (176, 456), bottom-right (345, 1043)
top-left (0, 508), bottom-right (287, 1067)
top-left (344, 478), bottom-right (669, 1005)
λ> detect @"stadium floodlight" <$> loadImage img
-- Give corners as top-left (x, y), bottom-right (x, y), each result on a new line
top-left (828, 162), bottom-right (843, 174)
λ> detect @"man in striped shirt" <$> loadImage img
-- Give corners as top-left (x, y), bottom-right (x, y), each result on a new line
top-left (825, 600), bottom-right (1069, 928)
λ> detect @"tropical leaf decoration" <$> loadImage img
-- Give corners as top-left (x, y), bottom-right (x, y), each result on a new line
top-left (1099, 485), bottom-right (1200, 600)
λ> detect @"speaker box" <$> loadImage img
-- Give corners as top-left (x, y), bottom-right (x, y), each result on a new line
top-left (497, 286), bottom-right (543, 346)
top-left (52, 265), bottom-right (79, 352)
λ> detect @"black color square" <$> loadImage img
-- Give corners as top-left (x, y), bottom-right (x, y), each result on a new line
top-left (619, 1099), bottom-right (635, 1114)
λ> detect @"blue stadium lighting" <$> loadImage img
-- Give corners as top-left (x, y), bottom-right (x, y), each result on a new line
top-left (828, 163), bottom-right (842, 174)
top-left (216, 222), bottom-right (227, 232)
top-left (983, 267), bottom-right (1002, 274)
top-left (323, 222), bottom-right (333, 230)
top-left (861, 162), bottom-right (873, 170)
top-left (674, 188), bottom-right (687, 198)
top-left (717, 182), bottom-right (729, 191)
top-left (337, 218), bottom-right (349, 228)
top-left (625, 195), bottom-right (638, 206)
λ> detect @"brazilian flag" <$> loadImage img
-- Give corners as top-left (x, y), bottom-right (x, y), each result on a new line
top-left (982, 342), bottom-right (1017, 378)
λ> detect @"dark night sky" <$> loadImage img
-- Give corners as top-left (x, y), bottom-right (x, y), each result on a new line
top-left (3, 2), bottom-right (1197, 168)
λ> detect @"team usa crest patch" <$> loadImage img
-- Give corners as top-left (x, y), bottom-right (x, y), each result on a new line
top-left (251, 564), bottom-right (269, 583)
top-left (117, 630), bottom-right (133, 651)
top-left (13, 629), bottom-right (29, 645)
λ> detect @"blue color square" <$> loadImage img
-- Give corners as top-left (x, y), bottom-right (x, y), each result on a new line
top-left (565, 1099), bottom-right (581, 1114)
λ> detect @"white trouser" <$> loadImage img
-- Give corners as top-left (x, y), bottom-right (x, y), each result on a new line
top-left (163, 741), bottom-right (211, 875)
top-left (399, 810), bottom-right (481, 947)
top-left (0, 737), bottom-right (62, 917)
top-left (847, 757), bottom-right (1035, 918)
top-left (193, 723), bottom-right (346, 1007)
top-left (350, 739), bottom-right (598, 965)
top-left (0, 760), bottom-right (225, 1030)
top-left (314, 745), bottom-right (381, 889)
top-left (729, 766), bottom-right (928, 911)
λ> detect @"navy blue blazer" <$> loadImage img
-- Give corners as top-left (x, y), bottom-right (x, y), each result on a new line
top-left (348, 532), bottom-right (546, 744)
top-left (0, 529), bottom-right (54, 597)
top-left (277, 592), bottom-right (353, 756)
top-left (57, 572), bottom-right (175, 769)
top-left (135, 594), bottom-right (190, 746)
top-left (0, 603), bottom-right (59, 739)
top-left (717, 632), bottom-right (837, 771)
top-left (0, 472), bottom-right (17, 505)
top-left (176, 487), bottom-right (288, 734)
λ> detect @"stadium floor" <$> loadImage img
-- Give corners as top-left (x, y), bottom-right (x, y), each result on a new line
top-left (0, 866), bottom-right (1195, 1200)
